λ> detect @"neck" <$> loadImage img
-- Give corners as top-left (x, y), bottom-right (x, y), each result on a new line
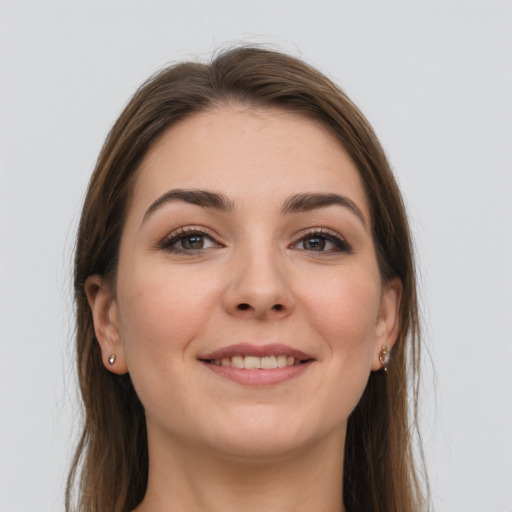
top-left (134, 428), bottom-right (347, 512)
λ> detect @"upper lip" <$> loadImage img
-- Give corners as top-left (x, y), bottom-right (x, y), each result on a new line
top-left (198, 343), bottom-right (315, 361)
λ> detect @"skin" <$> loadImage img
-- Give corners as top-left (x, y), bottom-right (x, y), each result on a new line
top-left (86, 105), bottom-right (401, 512)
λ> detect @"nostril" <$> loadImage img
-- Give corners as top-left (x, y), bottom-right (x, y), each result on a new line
top-left (235, 303), bottom-right (285, 313)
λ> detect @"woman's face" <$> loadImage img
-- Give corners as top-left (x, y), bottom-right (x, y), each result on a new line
top-left (89, 106), bottom-right (400, 460)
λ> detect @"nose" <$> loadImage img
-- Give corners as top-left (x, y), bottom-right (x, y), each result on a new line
top-left (221, 246), bottom-right (294, 320)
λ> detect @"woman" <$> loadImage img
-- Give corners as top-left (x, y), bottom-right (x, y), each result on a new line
top-left (67, 46), bottom-right (427, 512)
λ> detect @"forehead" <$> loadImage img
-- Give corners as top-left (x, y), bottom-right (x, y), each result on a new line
top-left (130, 105), bottom-right (370, 220)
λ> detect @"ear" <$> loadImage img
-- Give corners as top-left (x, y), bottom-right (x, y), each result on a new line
top-left (371, 277), bottom-right (402, 371)
top-left (85, 275), bottom-right (128, 375)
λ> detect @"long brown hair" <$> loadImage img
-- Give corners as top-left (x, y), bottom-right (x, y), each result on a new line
top-left (68, 46), bottom-right (427, 512)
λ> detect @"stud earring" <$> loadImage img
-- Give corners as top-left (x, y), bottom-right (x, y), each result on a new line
top-left (108, 354), bottom-right (116, 365)
top-left (379, 345), bottom-right (390, 372)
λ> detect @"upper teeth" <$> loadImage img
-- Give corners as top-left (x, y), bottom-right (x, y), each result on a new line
top-left (210, 355), bottom-right (301, 369)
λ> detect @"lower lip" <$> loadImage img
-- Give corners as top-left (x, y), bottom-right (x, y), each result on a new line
top-left (202, 361), bottom-right (314, 386)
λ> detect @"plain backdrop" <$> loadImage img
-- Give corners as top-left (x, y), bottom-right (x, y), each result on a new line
top-left (1, 1), bottom-right (511, 511)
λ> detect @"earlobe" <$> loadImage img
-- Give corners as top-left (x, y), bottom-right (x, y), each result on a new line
top-left (85, 275), bottom-right (128, 375)
top-left (371, 278), bottom-right (402, 371)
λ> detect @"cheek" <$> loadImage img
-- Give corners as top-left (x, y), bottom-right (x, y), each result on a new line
top-left (301, 269), bottom-right (381, 355)
top-left (299, 271), bottom-right (382, 424)
top-left (115, 268), bottom-right (219, 422)
top-left (117, 265), bottom-right (219, 364)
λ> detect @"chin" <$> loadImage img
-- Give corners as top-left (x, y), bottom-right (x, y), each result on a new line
top-left (200, 410), bottom-right (335, 462)
top-left (210, 436), bottom-right (310, 463)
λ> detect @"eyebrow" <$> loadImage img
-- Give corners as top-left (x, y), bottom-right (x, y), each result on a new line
top-left (142, 189), bottom-right (366, 228)
top-left (143, 189), bottom-right (234, 223)
top-left (281, 193), bottom-right (367, 227)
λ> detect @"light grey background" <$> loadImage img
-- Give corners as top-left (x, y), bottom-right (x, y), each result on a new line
top-left (1, 1), bottom-right (511, 511)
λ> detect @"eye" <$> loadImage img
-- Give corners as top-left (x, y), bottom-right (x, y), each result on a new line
top-left (292, 229), bottom-right (352, 253)
top-left (160, 227), bottom-right (221, 253)
top-left (176, 234), bottom-right (212, 250)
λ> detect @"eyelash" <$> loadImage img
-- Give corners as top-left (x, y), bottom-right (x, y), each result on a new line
top-left (291, 228), bottom-right (352, 254)
top-left (159, 227), bottom-right (352, 254)
top-left (159, 226), bottom-right (221, 253)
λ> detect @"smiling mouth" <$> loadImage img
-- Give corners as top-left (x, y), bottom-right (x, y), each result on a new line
top-left (199, 343), bottom-right (315, 374)
top-left (199, 344), bottom-right (315, 385)
top-left (204, 355), bottom-right (308, 369)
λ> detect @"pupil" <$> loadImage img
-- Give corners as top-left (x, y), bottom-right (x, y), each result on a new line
top-left (183, 235), bottom-right (203, 249)
top-left (305, 237), bottom-right (325, 251)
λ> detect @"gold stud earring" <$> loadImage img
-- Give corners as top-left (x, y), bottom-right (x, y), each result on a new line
top-left (379, 345), bottom-right (390, 372)
top-left (108, 354), bottom-right (116, 365)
